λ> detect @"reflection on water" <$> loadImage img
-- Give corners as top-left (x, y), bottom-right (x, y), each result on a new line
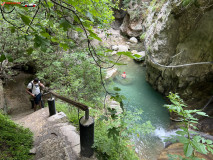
top-left (111, 60), bottom-right (171, 160)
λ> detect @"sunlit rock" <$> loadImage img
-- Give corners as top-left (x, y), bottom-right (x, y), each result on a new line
top-left (134, 51), bottom-right (146, 62)
top-left (129, 37), bottom-right (138, 43)
top-left (105, 68), bottom-right (118, 80)
top-left (117, 45), bottom-right (129, 52)
top-left (112, 45), bottom-right (119, 51)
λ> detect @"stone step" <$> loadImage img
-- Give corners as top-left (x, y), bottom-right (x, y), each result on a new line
top-left (37, 146), bottom-right (77, 160)
top-left (16, 108), bottom-right (96, 160)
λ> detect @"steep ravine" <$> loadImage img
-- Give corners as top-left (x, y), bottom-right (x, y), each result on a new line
top-left (116, 0), bottom-right (213, 106)
top-left (114, 0), bottom-right (213, 134)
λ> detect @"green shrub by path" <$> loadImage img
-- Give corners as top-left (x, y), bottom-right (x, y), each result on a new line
top-left (0, 112), bottom-right (33, 160)
top-left (55, 101), bottom-right (153, 160)
top-left (56, 102), bottom-right (84, 128)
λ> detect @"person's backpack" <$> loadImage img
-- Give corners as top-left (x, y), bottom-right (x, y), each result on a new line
top-left (29, 81), bottom-right (40, 93)
top-left (29, 80), bottom-right (44, 108)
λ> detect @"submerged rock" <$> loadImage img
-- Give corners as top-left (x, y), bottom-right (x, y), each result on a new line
top-left (133, 51), bottom-right (146, 62)
top-left (117, 45), bottom-right (129, 52)
top-left (112, 45), bottom-right (119, 51)
top-left (114, 76), bottom-right (134, 85)
top-left (131, 50), bottom-right (138, 54)
top-left (129, 37), bottom-right (138, 43)
top-left (105, 68), bottom-right (118, 80)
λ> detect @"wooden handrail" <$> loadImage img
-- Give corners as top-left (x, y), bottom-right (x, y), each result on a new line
top-left (49, 91), bottom-right (88, 111)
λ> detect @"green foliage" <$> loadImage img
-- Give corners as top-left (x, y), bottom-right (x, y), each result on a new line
top-left (150, 0), bottom-right (166, 12)
top-left (55, 95), bottom-right (154, 160)
top-left (0, 0), bottom-right (115, 81)
top-left (0, 112), bottom-right (33, 160)
top-left (116, 51), bottom-right (135, 59)
top-left (182, 0), bottom-right (196, 7)
top-left (34, 51), bottom-right (104, 103)
top-left (140, 32), bottom-right (146, 41)
top-left (165, 93), bottom-right (213, 159)
top-left (56, 102), bottom-right (84, 128)
top-left (94, 103), bottom-right (154, 160)
top-left (94, 119), bottom-right (139, 160)
top-left (122, 0), bottom-right (131, 8)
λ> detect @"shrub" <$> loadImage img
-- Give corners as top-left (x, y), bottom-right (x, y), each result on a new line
top-left (0, 112), bottom-right (33, 160)
top-left (165, 93), bottom-right (213, 159)
top-left (55, 100), bottom-right (154, 160)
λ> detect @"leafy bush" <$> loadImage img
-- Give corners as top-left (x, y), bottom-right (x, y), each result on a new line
top-left (182, 0), bottom-right (195, 7)
top-left (55, 98), bottom-right (154, 160)
top-left (56, 102), bottom-right (84, 128)
top-left (32, 51), bottom-right (105, 105)
top-left (165, 93), bottom-right (213, 159)
top-left (0, 112), bottom-right (33, 160)
top-left (140, 32), bottom-right (146, 40)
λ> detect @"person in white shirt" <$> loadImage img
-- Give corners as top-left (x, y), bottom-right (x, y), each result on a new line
top-left (26, 78), bottom-right (45, 111)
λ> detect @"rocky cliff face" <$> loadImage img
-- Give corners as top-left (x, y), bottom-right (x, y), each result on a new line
top-left (114, 0), bottom-right (213, 106)
top-left (113, 0), bottom-right (151, 36)
top-left (0, 80), bottom-right (6, 111)
top-left (144, 0), bottom-right (213, 106)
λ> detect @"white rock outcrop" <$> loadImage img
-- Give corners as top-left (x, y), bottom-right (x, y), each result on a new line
top-left (129, 37), bottom-right (138, 43)
top-left (105, 68), bottom-right (118, 80)
top-left (117, 45), bottom-right (129, 52)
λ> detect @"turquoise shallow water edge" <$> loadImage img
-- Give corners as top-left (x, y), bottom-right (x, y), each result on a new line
top-left (110, 60), bottom-right (171, 159)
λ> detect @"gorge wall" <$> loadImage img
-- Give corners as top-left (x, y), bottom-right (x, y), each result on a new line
top-left (144, 0), bottom-right (213, 106)
top-left (117, 0), bottom-right (213, 107)
top-left (0, 80), bottom-right (5, 110)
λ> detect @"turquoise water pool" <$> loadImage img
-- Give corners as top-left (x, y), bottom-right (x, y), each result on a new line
top-left (111, 60), bottom-right (171, 159)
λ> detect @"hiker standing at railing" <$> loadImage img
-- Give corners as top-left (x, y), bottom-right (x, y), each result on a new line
top-left (26, 78), bottom-right (45, 112)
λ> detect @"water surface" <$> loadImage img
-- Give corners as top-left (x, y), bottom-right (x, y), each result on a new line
top-left (111, 60), bottom-right (171, 159)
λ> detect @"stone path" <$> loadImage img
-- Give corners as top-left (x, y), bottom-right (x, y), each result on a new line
top-left (16, 108), bottom-right (96, 160)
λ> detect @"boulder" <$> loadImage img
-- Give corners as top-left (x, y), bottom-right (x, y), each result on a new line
top-left (133, 51), bottom-right (146, 62)
top-left (106, 95), bottom-right (122, 114)
top-left (111, 51), bottom-right (117, 56)
top-left (120, 14), bottom-right (143, 37)
top-left (117, 45), bottom-right (129, 52)
top-left (129, 37), bottom-right (138, 43)
top-left (131, 50), bottom-right (138, 54)
top-left (112, 45), bottom-right (119, 51)
top-left (105, 68), bottom-right (118, 80)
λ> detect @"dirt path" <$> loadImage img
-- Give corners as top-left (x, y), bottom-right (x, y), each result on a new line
top-left (3, 72), bottom-right (86, 159)
top-left (4, 72), bottom-right (34, 121)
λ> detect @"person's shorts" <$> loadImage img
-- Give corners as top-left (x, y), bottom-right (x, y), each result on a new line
top-left (34, 93), bottom-right (41, 105)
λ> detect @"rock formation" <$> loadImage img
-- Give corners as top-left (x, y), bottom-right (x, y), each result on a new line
top-left (0, 80), bottom-right (5, 111)
top-left (143, 0), bottom-right (213, 106)
top-left (119, 0), bottom-right (150, 37)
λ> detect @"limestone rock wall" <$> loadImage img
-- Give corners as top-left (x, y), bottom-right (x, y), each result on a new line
top-left (117, 0), bottom-right (151, 37)
top-left (144, 0), bottom-right (213, 105)
top-left (0, 79), bottom-right (6, 111)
